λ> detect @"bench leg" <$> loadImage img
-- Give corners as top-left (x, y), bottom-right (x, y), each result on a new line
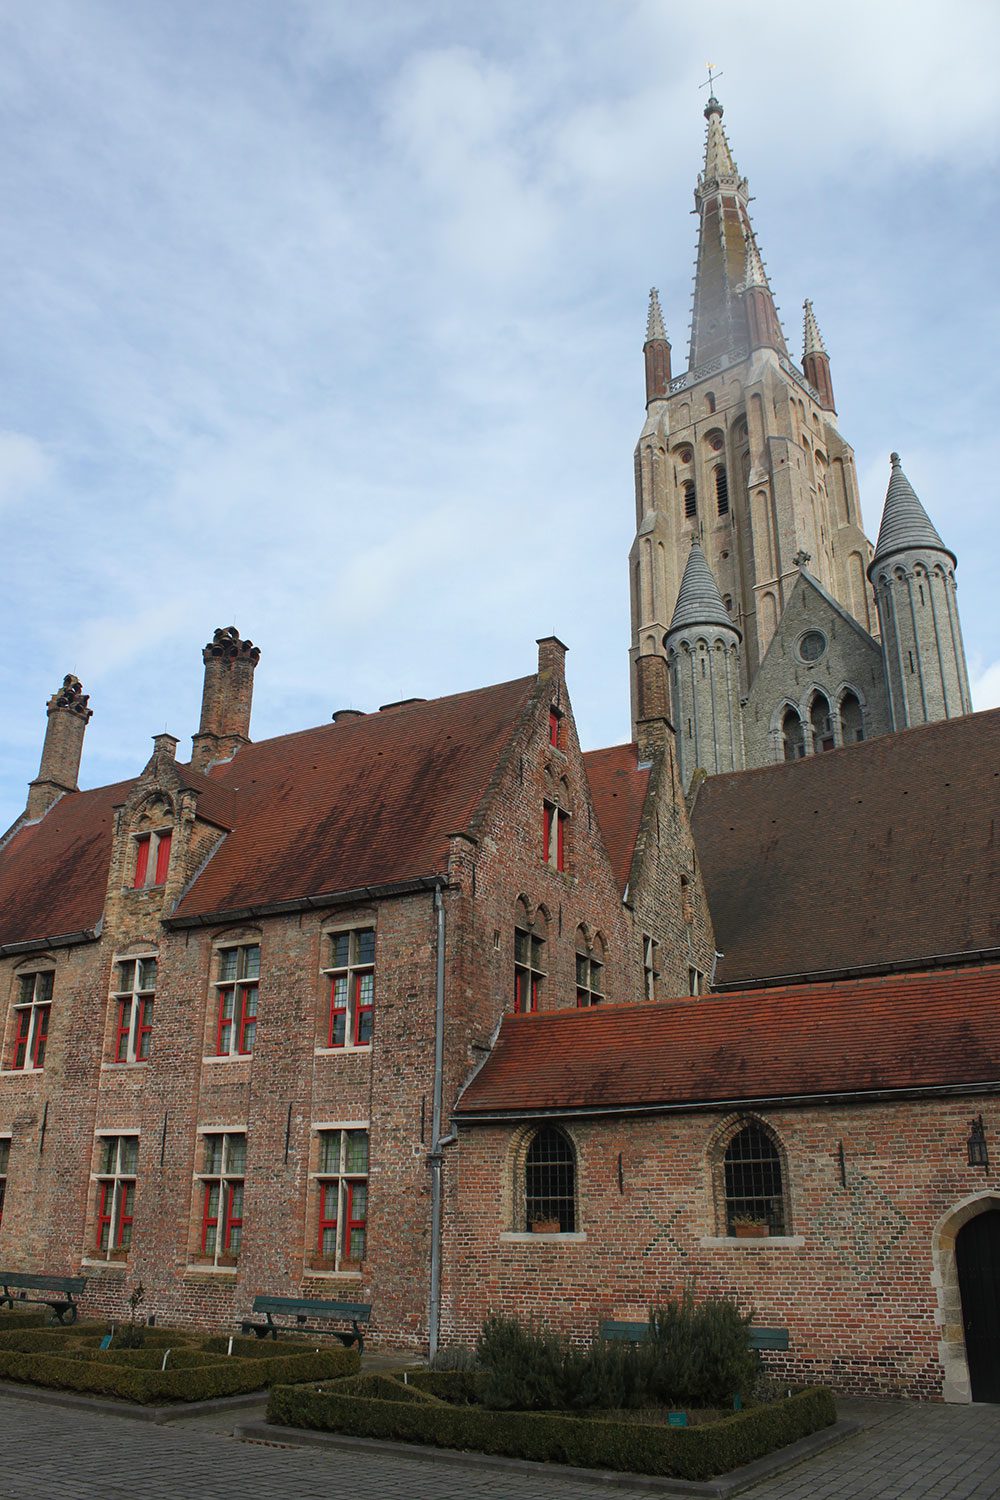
top-left (50, 1303), bottom-right (77, 1326)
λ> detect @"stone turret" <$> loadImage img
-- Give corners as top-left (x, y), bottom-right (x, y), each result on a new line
top-left (190, 627), bottom-right (260, 772)
top-left (644, 288), bottom-right (672, 405)
top-left (665, 541), bottom-right (745, 789)
top-left (867, 454), bottom-right (972, 729)
top-left (27, 675), bottom-right (92, 818)
top-left (802, 299), bottom-right (835, 411)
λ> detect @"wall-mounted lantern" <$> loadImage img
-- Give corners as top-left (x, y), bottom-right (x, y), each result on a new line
top-left (967, 1116), bottom-right (989, 1171)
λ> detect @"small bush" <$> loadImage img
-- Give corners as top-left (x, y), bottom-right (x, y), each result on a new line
top-left (429, 1345), bottom-right (478, 1372)
top-left (328, 1374), bottom-right (442, 1405)
top-left (407, 1369), bottom-right (486, 1405)
top-left (645, 1288), bottom-right (757, 1407)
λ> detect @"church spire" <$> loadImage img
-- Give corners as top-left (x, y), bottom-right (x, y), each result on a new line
top-left (689, 94), bottom-right (786, 369)
top-left (802, 299), bottom-right (835, 410)
top-left (643, 288), bottom-right (672, 405)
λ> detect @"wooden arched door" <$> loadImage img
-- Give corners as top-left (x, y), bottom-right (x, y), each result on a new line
top-left (956, 1208), bottom-right (1000, 1402)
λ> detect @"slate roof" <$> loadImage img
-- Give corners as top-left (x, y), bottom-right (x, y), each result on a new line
top-left (0, 675), bottom-right (535, 946)
top-left (871, 453), bottom-right (953, 566)
top-left (690, 708), bottom-right (1000, 987)
top-left (582, 744), bottom-right (649, 895)
top-left (455, 964), bottom-right (1000, 1119)
top-left (667, 542), bottom-right (735, 634)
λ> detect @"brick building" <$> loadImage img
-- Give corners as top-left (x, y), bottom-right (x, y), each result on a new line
top-left (0, 90), bottom-right (997, 1408)
top-left (0, 631), bottom-right (711, 1345)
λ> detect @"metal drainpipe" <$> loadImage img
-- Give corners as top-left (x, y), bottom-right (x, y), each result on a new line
top-left (427, 881), bottom-right (447, 1358)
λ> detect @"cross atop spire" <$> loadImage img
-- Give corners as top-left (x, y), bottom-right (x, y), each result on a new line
top-left (646, 288), bottom-right (667, 342)
top-left (700, 63), bottom-right (725, 120)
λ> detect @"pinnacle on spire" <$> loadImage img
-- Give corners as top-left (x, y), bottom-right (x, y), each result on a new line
top-left (667, 539), bottom-right (739, 635)
top-left (870, 453), bottom-right (955, 568)
top-left (802, 299), bottom-right (827, 358)
top-left (744, 236), bottom-right (767, 290)
top-left (646, 288), bottom-right (667, 343)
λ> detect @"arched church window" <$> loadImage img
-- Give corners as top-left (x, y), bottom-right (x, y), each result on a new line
top-left (524, 1127), bottom-right (576, 1233)
top-left (683, 481), bottom-right (697, 519)
top-left (782, 708), bottom-right (805, 761)
top-left (840, 691), bottom-right (864, 745)
top-left (714, 466), bottom-right (729, 516)
top-left (705, 392), bottom-right (716, 414)
top-left (723, 1120), bottom-right (786, 1235)
top-left (810, 693), bottom-right (834, 753)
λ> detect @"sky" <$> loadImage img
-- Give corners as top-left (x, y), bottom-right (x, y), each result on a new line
top-left (1, 0), bottom-right (998, 831)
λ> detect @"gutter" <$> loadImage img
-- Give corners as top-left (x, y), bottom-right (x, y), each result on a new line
top-left (427, 881), bottom-right (449, 1359)
top-left (0, 928), bottom-right (99, 959)
top-left (163, 875), bottom-right (444, 929)
top-left (711, 945), bottom-right (1000, 992)
top-left (453, 1078), bottom-right (1000, 1125)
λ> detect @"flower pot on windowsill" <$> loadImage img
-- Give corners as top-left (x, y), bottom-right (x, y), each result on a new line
top-left (732, 1220), bottom-right (769, 1239)
top-left (531, 1219), bottom-right (561, 1235)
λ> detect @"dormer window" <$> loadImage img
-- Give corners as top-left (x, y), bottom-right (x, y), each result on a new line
top-left (132, 830), bottom-right (172, 889)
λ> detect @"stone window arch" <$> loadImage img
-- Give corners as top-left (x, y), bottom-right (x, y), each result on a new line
top-left (839, 689), bottom-right (865, 745)
top-left (523, 1125), bottom-right (577, 1233)
top-left (711, 1116), bottom-right (789, 1236)
top-left (782, 705), bottom-right (805, 761)
top-left (810, 691), bottom-right (834, 753)
top-left (932, 1192), bottom-right (1000, 1402)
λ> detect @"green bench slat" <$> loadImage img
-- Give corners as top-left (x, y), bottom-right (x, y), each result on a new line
top-left (0, 1274), bottom-right (87, 1294)
top-left (600, 1319), bottom-right (789, 1353)
top-left (251, 1296), bottom-right (370, 1321)
top-left (747, 1326), bottom-right (790, 1351)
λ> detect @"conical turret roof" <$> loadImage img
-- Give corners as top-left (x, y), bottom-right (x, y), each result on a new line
top-left (871, 453), bottom-right (954, 567)
top-left (668, 540), bottom-right (739, 635)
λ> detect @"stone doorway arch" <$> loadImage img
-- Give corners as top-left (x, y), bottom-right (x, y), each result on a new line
top-left (932, 1192), bottom-right (1000, 1402)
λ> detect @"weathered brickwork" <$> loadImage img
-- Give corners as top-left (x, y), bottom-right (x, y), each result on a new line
top-left (0, 639), bottom-right (710, 1347)
top-left (440, 1098), bottom-right (1000, 1399)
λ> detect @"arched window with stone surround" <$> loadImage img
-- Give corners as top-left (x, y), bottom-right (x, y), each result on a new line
top-left (810, 692), bottom-right (834, 753)
top-left (722, 1120), bottom-right (786, 1235)
top-left (840, 690), bottom-right (864, 744)
top-left (782, 707), bottom-right (805, 761)
top-left (524, 1126), bottom-right (576, 1233)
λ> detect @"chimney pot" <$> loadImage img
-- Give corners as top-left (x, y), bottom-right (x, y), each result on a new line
top-left (191, 626), bottom-right (260, 771)
top-left (27, 674), bottom-right (93, 818)
top-left (332, 708), bottom-right (366, 723)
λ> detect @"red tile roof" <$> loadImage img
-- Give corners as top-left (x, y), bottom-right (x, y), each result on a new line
top-left (177, 676), bottom-right (534, 918)
top-left (583, 744), bottom-right (649, 894)
top-left (0, 782), bottom-right (130, 948)
top-left (0, 675), bottom-right (535, 946)
top-left (690, 708), bottom-right (1000, 986)
top-left (455, 964), bottom-right (1000, 1118)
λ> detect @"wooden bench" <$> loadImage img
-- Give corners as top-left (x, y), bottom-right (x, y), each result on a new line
top-left (0, 1272), bottom-right (87, 1325)
top-left (240, 1295), bottom-right (371, 1354)
top-left (599, 1319), bottom-right (789, 1354)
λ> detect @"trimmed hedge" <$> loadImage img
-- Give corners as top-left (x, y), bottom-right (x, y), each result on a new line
top-left (0, 1308), bottom-right (48, 1330)
top-left (328, 1374), bottom-right (442, 1405)
top-left (407, 1369), bottom-right (485, 1405)
top-left (267, 1381), bottom-right (836, 1481)
top-left (0, 1327), bottom-right (358, 1404)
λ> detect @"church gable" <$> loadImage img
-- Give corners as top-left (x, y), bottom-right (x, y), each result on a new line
top-left (742, 569), bottom-right (891, 768)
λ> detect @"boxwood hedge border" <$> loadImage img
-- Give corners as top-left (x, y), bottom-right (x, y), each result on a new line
top-left (267, 1379), bottom-right (836, 1481)
top-left (0, 1328), bottom-right (358, 1404)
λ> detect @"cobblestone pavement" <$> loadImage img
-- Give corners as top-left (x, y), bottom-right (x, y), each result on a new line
top-left (746, 1399), bottom-right (1000, 1499)
top-left (0, 1390), bottom-right (996, 1499)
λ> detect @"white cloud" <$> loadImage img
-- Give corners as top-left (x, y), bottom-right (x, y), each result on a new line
top-left (970, 658), bottom-right (1000, 712)
top-left (0, 432), bottom-right (50, 510)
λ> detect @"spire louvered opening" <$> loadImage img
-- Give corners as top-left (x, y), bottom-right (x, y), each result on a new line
top-left (715, 466), bottom-right (729, 516)
top-left (683, 481), bottom-right (697, 519)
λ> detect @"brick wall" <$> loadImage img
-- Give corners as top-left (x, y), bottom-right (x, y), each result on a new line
top-left (440, 1096), bottom-right (999, 1398)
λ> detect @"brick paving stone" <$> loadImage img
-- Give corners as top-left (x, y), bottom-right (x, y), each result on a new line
top-left (0, 1392), bottom-right (997, 1500)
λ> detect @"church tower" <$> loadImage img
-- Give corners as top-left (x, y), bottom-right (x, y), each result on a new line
top-left (665, 540), bottom-right (745, 787)
top-left (629, 93), bottom-right (876, 733)
top-left (868, 454), bottom-right (973, 728)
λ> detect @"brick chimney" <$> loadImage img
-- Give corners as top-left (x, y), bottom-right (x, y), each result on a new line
top-left (27, 675), bottom-right (92, 818)
top-left (190, 627), bottom-right (260, 772)
top-left (634, 653), bottom-right (672, 760)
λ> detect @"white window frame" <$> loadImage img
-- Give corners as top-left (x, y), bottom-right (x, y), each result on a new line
top-left (575, 951), bottom-right (604, 1008)
top-left (311, 1124), bottom-right (369, 1273)
top-left (10, 970), bottom-right (53, 1072)
top-left (643, 935), bottom-right (659, 1001)
top-left (195, 1130), bottom-right (247, 1266)
top-left (110, 955), bottom-right (156, 1064)
top-left (92, 1132), bottom-right (139, 1260)
top-left (130, 827), bottom-right (173, 889)
top-left (319, 927), bottom-right (375, 1052)
top-left (211, 943), bottom-right (260, 1058)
